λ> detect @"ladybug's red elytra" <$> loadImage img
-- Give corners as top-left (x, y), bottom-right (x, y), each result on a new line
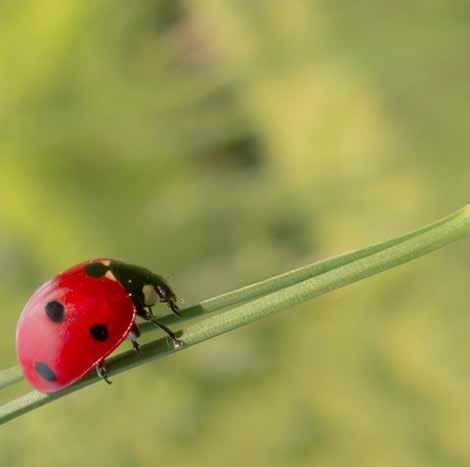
top-left (16, 259), bottom-right (183, 393)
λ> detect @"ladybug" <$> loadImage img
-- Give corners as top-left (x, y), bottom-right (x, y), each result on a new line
top-left (16, 259), bottom-right (183, 393)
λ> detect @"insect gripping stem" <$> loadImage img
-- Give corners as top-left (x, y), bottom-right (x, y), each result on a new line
top-left (1, 205), bottom-right (470, 426)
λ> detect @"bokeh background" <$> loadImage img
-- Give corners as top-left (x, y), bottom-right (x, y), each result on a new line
top-left (1, 1), bottom-right (470, 466)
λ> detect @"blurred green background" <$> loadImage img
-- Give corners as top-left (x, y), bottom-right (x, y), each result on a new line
top-left (1, 1), bottom-right (470, 466)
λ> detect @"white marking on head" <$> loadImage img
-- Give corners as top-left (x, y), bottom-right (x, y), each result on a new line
top-left (101, 260), bottom-right (111, 266)
top-left (105, 270), bottom-right (117, 282)
top-left (143, 284), bottom-right (158, 306)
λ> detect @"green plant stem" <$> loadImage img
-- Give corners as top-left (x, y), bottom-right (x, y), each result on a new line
top-left (0, 367), bottom-right (23, 390)
top-left (145, 206), bottom-right (460, 330)
top-left (1, 205), bottom-right (470, 426)
top-left (0, 206), bottom-right (456, 392)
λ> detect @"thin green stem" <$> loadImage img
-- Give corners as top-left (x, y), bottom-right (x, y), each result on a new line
top-left (0, 206), bottom-right (456, 392)
top-left (144, 206), bottom-right (460, 331)
top-left (1, 205), bottom-right (470, 426)
top-left (0, 367), bottom-right (23, 390)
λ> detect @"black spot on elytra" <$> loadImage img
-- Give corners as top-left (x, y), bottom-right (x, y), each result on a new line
top-left (84, 262), bottom-right (109, 278)
top-left (45, 300), bottom-right (65, 323)
top-left (90, 324), bottom-right (109, 342)
top-left (35, 362), bottom-right (57, 382)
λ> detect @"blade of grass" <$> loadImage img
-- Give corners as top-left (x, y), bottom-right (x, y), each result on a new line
top-left (0, 367), bottom-right (23, 390)
top-left (145, 206), bottom-right (461, 330)
top-left (1, 205), bottom-right (470, 426)
top-left (0, 207), bottom-right (458, 391)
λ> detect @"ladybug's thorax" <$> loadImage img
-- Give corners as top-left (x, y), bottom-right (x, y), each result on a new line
top-left (106, 260), bottom-right (175, 308)
top-left (106, 261), bottom-right (151, 300)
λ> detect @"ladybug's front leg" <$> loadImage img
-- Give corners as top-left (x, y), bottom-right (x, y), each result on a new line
top-left (136, 303), bottom-right (183, 350)
top-left (96, 360), bottom-right (112, 385)
top-left (158, 292), bottom-right (182, 318)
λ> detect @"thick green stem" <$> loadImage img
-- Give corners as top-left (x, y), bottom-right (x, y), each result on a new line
top-left (1, 205), bottom-right (469, 426)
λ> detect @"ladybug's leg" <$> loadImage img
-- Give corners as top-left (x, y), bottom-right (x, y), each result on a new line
top-left (152, 281), bottom-right (182, 318)
top-left (128, 322), bottom-right (140, 352)
top-left (138, 305), bottom-right (183, 350)
top-left (160, 294), bottom-right (182, 318)
top-left (96, 360), bottom-right (112, 385)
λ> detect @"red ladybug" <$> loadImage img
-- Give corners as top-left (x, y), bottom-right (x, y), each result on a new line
top-left (16, 259), bottom-right (183, 393)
